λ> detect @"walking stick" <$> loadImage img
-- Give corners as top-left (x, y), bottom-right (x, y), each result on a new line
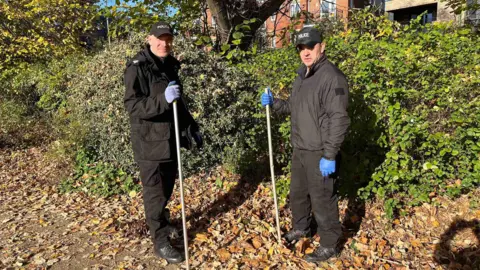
top-left (265, 87), bottom-right (282, 245)
top-left (171, 82), bottom-right (190, 269)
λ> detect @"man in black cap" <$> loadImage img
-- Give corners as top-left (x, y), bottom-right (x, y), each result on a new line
top-left (124, 21), bottom-right (203, 264)
top-left (260, 26), bottom-right (350, 262)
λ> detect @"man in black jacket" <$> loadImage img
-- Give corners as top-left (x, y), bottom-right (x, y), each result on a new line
top-left (260, 26), bottom-right (350, 262)
top-left (124, 21), bottom-right (202, 264)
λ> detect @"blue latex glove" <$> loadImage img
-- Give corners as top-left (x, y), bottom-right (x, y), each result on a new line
top-left (192, 131), bottom-right (203, 149)
top-left (319, 158), bottom-right (336, 177)
top-left (165, 81), bottom-right (180, 103)
top-left (261, 88), bottom-right (273, 107)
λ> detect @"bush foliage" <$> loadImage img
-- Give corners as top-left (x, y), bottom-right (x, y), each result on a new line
top-left (2, 10), bottom-right (478, 210)
top-left (243, 11), bottom-right (480, 216)
top-left (54, 33), bottom-right (266, 178)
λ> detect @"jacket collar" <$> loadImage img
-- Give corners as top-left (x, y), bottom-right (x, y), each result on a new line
top-left (296, 54), bottom-right (327, 79)
top-left (143, 46), bottom-right (180, 72)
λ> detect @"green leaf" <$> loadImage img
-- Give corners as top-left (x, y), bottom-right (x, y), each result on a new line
top-left (233, 32), bottom-right (244, 40)
top-left (221, 44), bottom-right (230, 51)
top-left (215, 177), bottom-right (223, 188)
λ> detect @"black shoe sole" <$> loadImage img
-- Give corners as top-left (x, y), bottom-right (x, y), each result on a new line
top-left (304, 253), bottom-right (339, 263)
top-left (154, 250), bottom-right (185, 264)
top-left (283, 232), bottom-right (312, 244)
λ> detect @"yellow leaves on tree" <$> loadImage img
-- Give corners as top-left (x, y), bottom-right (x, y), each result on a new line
top-left (0, 0), bottom-right (97, 69)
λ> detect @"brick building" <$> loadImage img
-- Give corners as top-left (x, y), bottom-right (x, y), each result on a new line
top-left (264, 0), bottom-right (350, 48)
top-left (204, 0), bottom-right (384, 48)
top-left (384, 0), bottom-right (480, 26)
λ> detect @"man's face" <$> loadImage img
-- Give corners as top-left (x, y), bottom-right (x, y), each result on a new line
top-left (148, 34), bottom-right (173, 57)
top-left (298, 43), bottom-right (325, 68)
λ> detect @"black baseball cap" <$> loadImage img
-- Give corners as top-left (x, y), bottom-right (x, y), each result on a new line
top-left (295, 27), bottom-right (323, 48)
top-left (149, 21), bottom-right (173, 37)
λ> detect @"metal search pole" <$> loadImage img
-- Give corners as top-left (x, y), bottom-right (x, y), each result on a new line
top-left (265, 87), bottom-right (282, 245)
top-left (172, 83), bottom-right (190, 269)
top-left (105, 0), bottom-right (111, 48)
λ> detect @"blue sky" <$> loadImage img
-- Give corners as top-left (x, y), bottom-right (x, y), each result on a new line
top-left (99, 0), bottom-right (178, 15)
top-left (99, 0), bottom-right (117, 7)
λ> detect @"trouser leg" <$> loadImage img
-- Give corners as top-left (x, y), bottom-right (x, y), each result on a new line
top-left (289, 149), bottom-right (311, 231)
top-left (303, 150), bottom-right (341, 248)
top-left (138, 161), bottom-right (177, 247)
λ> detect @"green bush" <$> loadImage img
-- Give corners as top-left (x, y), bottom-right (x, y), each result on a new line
top-left (0, 55), bottom-right (86, 148)
top-left (35, 55), bottom-right (87, 112)
top-left (332, 13), bottom-right (479, 215)
top-left (241, 10), bottom-right (480, 215)
top-left (58, 33), bottom-right (266, 176)
top-left (59, 149), bottom-right (140, 197)
top-left (46, 9), bottom-right (480, 210)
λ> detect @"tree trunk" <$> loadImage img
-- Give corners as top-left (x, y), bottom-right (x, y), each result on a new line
top-left (206, 0), bottom-right (231, 44)
top-left (206, 0), bottom-right (291, 50)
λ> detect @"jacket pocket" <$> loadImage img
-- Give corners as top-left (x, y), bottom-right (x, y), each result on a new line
top-left (139, 122), bottom-right (171, 161)
top-left (141, 122), bottom-right (170, 141)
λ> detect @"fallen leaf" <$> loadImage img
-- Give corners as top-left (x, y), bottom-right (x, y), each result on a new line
top-left (217, 248), bottom-right (231, 262)
top-left (91, 218), bottom-right (100, 225)
top-left (195, 233), bottom-right (208, 242)
top-left (411, 239), bottom-right (421, 247)
top-left (252, 236), bottom-right (262, 249)
top-left (360, 236), bottom-right (369, 244)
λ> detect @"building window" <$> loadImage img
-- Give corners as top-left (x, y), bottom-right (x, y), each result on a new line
top-left (271, 13), bottom-right (276, 22)
top-left (272, 36), bottom-right (276, 48)
top-left (290, 2), bottom-right (300, 17)
top-left (387, 12), bottom-right (394, 21)
top-left (466, 0), bottom-right (480, 24)
top-left (320, 0), bottom-right (335, 18)
top-left (411, 11), bottom-right (436, 24)
top-left (212, 17), bottom-right (216, 27)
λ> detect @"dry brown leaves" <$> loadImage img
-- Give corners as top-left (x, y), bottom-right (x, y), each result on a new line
top-left (1, 147), bottom-right (479, 269)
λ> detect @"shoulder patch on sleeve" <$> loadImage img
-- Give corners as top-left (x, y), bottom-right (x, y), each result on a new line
top-left (126, 55), bottom-right (146, 67)
top-left (335, 88), bottom-right (345, 96)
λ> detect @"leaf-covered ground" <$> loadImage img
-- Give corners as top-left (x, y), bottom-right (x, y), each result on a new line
top-left (1, 147), bottom-right (479, 269)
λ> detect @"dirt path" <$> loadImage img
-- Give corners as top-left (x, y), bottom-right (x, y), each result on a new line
top-left (1, 147), bottom-right (479, 269)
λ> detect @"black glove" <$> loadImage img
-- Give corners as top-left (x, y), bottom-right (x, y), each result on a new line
top-left (192, 131), bottom-right (203, 149)
top-left (180, 125), bottom-right (203, 150)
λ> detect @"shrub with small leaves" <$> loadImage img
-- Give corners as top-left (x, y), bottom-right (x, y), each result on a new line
top-left (59, 149), bottom-right (140, 197)
top-left (58, 33), bottom-right (267, 177)
top-left (240, 9), bottom-right (480, 216)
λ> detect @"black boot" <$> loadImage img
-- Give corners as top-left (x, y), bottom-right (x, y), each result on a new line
top-left (163, 209), bottom-right (182, 239)
top-left (166, 224), bottom-right (182, 239)
top-left (283, 229), bottom-right (311, 244)
top-left (304, 245), bottom-right (338, 262)
top-left (154, 243), bottom-right (184, 264)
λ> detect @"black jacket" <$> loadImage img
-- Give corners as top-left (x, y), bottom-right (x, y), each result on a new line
top-left (124, 46), bottom-right (199, 162)
top-left (273, 55), bottom-right (350, 160)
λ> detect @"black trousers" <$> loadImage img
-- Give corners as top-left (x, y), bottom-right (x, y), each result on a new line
top-left (290, 149), bottom-right (341, 248)
top-left (138, 160), bottom-right (177, 248)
